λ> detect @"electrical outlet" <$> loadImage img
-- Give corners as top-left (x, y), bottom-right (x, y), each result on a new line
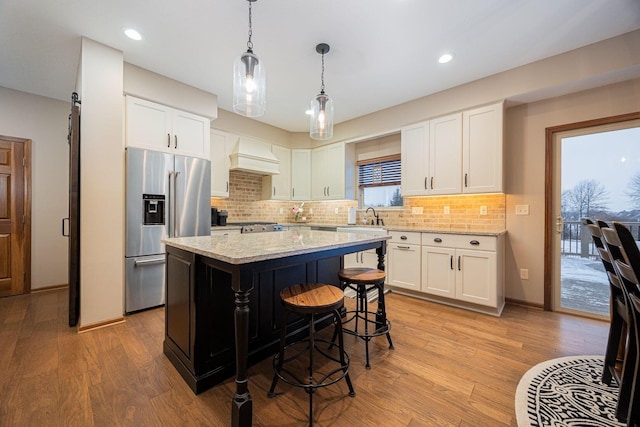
top-left (279, 208), bottom-right (283, 214)
top-left (309, 208), bottom-right (313, 214)
top-left (520, 268), bottom-right (529, 280)
top-left (480, 206), bottom-right (487, 215)
top-left (411, 206), bottom-right (424, 215)
top-left (516, 205), bottom-right (530, 215)
top-left (444, 206), bottom-right (450, 215)
top-left (334, 207), bottom-right (339, 215)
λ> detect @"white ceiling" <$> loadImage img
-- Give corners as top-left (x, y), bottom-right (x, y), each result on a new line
top-left (1, 0), bottom-right (639, 132)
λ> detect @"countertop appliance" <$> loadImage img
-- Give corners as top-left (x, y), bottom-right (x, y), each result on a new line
top-left (227, 222), bottom-right (283, 233)
top-left (347, 207), bottom-right (356, 225)
top-left (125, 147), bottom-right (211, 314)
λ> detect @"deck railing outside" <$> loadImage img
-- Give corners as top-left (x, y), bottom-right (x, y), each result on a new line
top-left (561, 221), bottom-right (640, 258)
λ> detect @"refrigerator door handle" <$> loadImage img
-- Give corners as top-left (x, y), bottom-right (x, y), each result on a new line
top-left (168, 170), bottom-right (175, 237)
top-left (134, 256), bottom-right (166, 267)
top-left (174, 171), bottom-right (180, 237)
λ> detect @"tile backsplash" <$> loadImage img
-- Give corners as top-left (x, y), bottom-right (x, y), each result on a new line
top-left (211, 171), bottom-right (505, 231)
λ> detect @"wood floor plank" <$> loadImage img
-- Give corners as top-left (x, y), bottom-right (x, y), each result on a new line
top-left (0, 289), bottom-right (611, 427)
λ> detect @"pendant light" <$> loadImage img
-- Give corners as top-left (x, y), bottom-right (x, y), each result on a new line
top-left (233, 0), bottom-right (265, 117)
top-left (310, 43), bottom-right (334, 140)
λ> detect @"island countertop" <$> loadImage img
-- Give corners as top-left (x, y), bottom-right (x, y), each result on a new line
top-left (163, 229), bottom-right (391, 265)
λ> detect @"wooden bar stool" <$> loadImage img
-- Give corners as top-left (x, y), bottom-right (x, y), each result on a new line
top-left (268, 283), bottom-right (355, 426)
top-left (333, 267), bottom-right (394, 369)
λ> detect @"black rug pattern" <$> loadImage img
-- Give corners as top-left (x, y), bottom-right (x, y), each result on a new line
top-left (515, 355), bottom-right (624, 426)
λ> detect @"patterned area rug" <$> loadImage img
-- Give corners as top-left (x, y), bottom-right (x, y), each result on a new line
top-left (515, 355), bottom-right (624, 426)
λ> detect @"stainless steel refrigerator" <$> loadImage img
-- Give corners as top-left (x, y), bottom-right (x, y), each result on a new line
top-left (125, 147), bottom-right (211, 314)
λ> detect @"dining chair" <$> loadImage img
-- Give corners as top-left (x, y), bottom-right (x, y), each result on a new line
top-left (585, 218), bottom-right (629, 385)
top-left (601, 222), bottom-right (640, 423)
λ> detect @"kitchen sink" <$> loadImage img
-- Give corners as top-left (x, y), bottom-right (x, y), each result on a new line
top-left (336, 226), bottom-right (387, 236)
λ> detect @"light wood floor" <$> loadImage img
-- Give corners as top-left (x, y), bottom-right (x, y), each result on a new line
top-left (0, 289), bottom-right (609, 426)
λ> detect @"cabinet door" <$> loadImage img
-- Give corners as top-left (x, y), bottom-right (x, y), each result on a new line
top-left (210, 130), bottom-right (235, 197)
top-left (291, 149), bottom-right (311, 201)
top-left (311, 145), bottom-right (329, 200)
top-left (263, 145), bottom-right (291, 200)
top-left (325, 142), bottom-right (345, 199)
top-left (173, 110), bottom-right (210, 159)
top-left (429, 113), bottom-right (462, 195)
top-left (388, 243), bottom-right (421, 291)
top-left (456, 249), bottom-right (496, 307)
top-left (125, 96), bottom-right (172, 152)
top-left (343, 252), bottom-right (361, 269)
top-left (401, 122), bottom-right (429, 196)
top-left (421, 246), bottom-right (456, 298)
top-left (462, 102), bottom-right (503, 193)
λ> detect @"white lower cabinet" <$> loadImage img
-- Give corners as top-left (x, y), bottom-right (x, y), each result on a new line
top-left (344, 250), bottom-right (379, 269)
top-left (421, 233), bottom-right (503, 312)
top-left (388, 230), bottom-right (504, 316)
top-left (387, 231), bottom-right (421, 292)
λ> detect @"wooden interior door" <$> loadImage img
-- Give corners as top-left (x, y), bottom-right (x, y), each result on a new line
top-left (0, 136), bottom-right (30, 297)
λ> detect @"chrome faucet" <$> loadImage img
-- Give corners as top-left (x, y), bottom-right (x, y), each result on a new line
top-left (365, 207), bottom-right (384, 226)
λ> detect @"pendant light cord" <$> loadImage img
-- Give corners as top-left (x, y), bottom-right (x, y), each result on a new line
top-left (320, 51), bottom-right (325, 94)
top-left (247, 0), bottom-right (254, 52)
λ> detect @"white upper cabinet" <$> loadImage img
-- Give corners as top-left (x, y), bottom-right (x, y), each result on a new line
top-left (429, 113), bottom-right (462, 194)
top-left (401, 102), bottom-right (503, 196)
top-left (462, 102), bottom-right (503, 193)
top-left (262, 145), bottom-right (291, 200)
top-left (400, 122), bottom-right (429, 196)
top-left (210, 130), bottom-right (237, 198)
top-left (311, 141), bottom-right (355, 200)
top-left (125, 96), bottom-right (210, 160)
top-left (291, 149), bottom-right (311, 201)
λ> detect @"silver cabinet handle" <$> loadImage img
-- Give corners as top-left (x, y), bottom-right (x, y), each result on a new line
top-left (470, 240), bottom-right (480, 245)
top-left (464, 173), bottom-right (468, 187)
top-left (400, 235), bottom-right (408, 240)
top-left (458, 256), bottom-right (461, 271)
top-left (450, 255), bottom-right (453, 270)
top-left (424, 177), bottom-right (427, 190)
top-left (430, 177), bottom-right (434, 189)
top-left (397, 245), bottom-right (411, 249)
top-left (434, 237), bottom-right (442, 243)
top-left (167, 133), bottom-right (170, 148)
top-left (174, 135), bottom-right (177, 149)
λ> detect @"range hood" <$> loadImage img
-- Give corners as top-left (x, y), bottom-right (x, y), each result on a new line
top-left (229, 137), bottom-right (280, 176)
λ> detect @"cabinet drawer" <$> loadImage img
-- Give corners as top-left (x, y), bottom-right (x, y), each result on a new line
top-left (421, 233), bottom-right (496, 251)
top-left (388, 231), bottom-right (421, 245)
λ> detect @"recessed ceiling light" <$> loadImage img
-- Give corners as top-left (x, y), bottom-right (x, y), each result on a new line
top-left (438, 53), bottom-right (454, 64)
top-left (124, 28), bottom-right (142, 41)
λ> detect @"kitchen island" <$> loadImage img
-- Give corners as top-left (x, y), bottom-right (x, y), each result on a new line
top-left (162, 228), bottom-right (390, 427)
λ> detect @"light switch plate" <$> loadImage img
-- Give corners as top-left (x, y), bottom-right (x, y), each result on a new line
top-left (516, 205), bottom-right (530, 215)
top-left (520, 268), bottom-right (529, 280)
top-left (480, 206), bottom-right (487, 215)
top-left (411, 207), bottom-right (423, 215)
top-left (443, 206), bottom-right (450, 215)
top-left (279, 208), bottom-right (283, 214)
top-left (334, 208), bottom-right (339, 214)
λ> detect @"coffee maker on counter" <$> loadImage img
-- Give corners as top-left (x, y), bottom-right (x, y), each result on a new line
top-left (211, 207), bottom-right (228, 226)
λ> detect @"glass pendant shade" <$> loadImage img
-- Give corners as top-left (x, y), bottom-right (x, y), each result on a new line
top-left (310, 92), bottom-right (333, 140)
top-left (233, 50), bottom-right (266, 117)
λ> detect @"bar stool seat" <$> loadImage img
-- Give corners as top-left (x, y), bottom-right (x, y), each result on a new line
top-left (335, 267), bottom-right (394, 369)
top-left (268, 283), bottom-right (355, 426)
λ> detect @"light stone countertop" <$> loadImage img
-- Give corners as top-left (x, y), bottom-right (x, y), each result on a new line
top-left (163, 229), bottom-right (391, 265)
top-left (282, 222), bottom-right (506, 236)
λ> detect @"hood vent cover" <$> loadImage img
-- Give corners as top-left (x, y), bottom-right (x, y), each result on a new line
top-left (229, 137), bottom-right (280, 176)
